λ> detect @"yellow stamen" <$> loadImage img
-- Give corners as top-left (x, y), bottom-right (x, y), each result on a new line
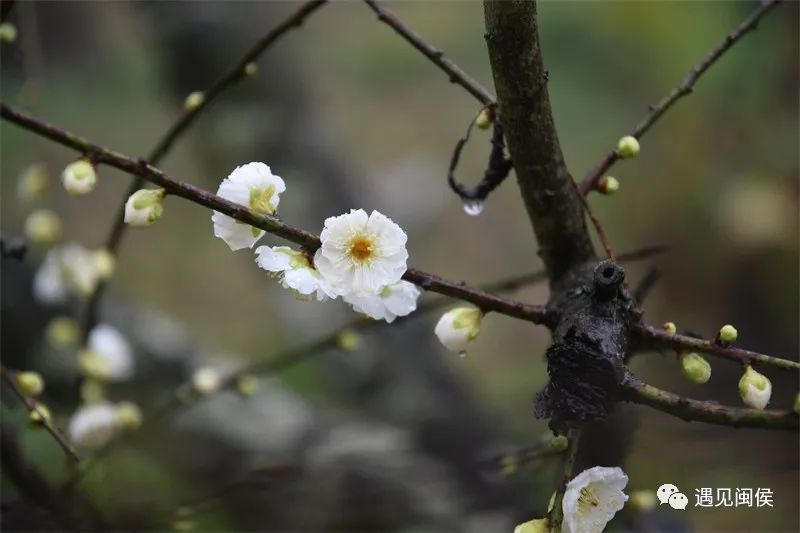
top-left (579, 486), bottom-right (600, 508)
top-left (348, 236), bottom-right (374, 262)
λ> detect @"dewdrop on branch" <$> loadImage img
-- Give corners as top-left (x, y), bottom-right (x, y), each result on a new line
top-left (718, 324), bottom-right (738, 345)
top-left (17, 371), bottom-right (44, 396)
top-left (513, 518), bottom-right (548, 533)
top-left (597, 176), bottom-right (619, 195)
top-left (0, 22), bottom-right (17, 44)
top-left (616, 135), bottom-right (640, 158)
top-left (184, 91), bottom-right (205, 111)
top-left (212, 162), bottom-right (285, 250)
top-left (124, 188), bottom-right (165, 227)
top-left (192, 367), bottom-right (220, 396)
top-left (462, 199), bottom-right (485, 216)
top-left (738, 365), bottom-right (771, 410)
top-left (680, 352), bottom-right (711, 384)
top-left (62, 159), bottom-right (97, 195)
top-left (18, 164), bottom-right (49, 202)
top-left (434, 307), bottom-right (482, 356)
top-left (25, 209), bottom-right (62, 246)
top-left (115, 401), bottom-right (143, 431)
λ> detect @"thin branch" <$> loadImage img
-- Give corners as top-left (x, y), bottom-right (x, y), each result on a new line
top-left (0, 366), bottom-right (81, 461)
top-left (633, 323), bottom-right (800, 371)
top-left (547, 428), bottom-right (581, 533)
top-left (622, 373), bottom-right (798, 430)
top-left (632, 265), bottom-right (661, 304)
top-left (579, 0), bottom-right (782, 194)
top-left (82, 0), bottom-right (329, 337)
top-left (569, 176), bottom-right (615, 261)
top-left (0, 103), bottom-right (549, 325)
top-left (363, 0), bottom-right (495, 106)
top-left (482, 441), bottom-right (567, 474)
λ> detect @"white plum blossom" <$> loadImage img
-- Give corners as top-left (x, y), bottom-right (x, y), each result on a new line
top-left (434, 307), bottom-right (482, 355)
top-left (62, 159), bottom-right (97, 195)
top-left (124, 188), bottom-right (165, 227)
top-left (344, 280), bottom-right (420, 323)
top-left (33, 243), bottom-right (101, 303)
top-left (562, 466), bottom-right (628, 533)
top-left (68, 402), bottom-right (120, 452)
top-left (314, 209), bottom-right (408, 296)
top-left (255, 245), bottom-right (335, 301)
top-left (80, 325), bottom-right (134, 382)
top-left (212, 162), bottom-right (285, 251)
top-left (192, 367), bottom-right (221, 396)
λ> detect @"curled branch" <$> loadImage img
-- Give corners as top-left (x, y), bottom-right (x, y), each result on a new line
top-left (447, 115), bottom-right (513, 203)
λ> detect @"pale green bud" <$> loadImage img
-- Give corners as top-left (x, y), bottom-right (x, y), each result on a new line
top-left (680, 352), bottom-right (711, 384)
top-left (739, 365), bottom-right (771, 410)
top-left (474, 108), bottom-right (494, 130)
top-left (78, 350), bottom-right (110, 381)
top-left (0, 22), bottom-right (17, 44)
top-left (598, 176), bottom-right (619, 195)
top-left (62, 159), bottom-right (97, 195)
top-left (124, 188), bottom-right (165, 227)
top-left (718, 324), bottom-right (738, 345)
top-left (25, 209), bottom-right (62, 246)
top-left (336, 329), bottom-right (362, 352)
top-left (616, 135), bottom-right (640, 158)
top-left (629, 490), bottom-right (657, 511)
top-left (184, 91), bottom-right (205, 111)
top-left (80, 379), bottom-right (106, 404)
top-left (243, 62), bottom-right (258, 77)
top-left (662, 321), bottom-right (677, 334)
top-left (514, 518), bottom-right (548, 533)
top-left (18, 371), bottom-right (45, 396)
top-left (28, 403), bottom-right (52, 426)
top-left (18, 164), bottom-right (49, 202)
top-left (235, 374), bottom-right (259, 397)
top-left (46, 317), bottom-right (79, 348)
top-left (434, 307), bottom-right (483, 354)
top-left (115, 401), bottom-right (143, 431)
top-left (92, 249), bottom-right (116, 279)
top-left (549, 434), bottom-right (569, 452)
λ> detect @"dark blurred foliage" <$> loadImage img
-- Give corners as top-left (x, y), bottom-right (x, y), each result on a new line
top-left (1, 1), bottom-right (797, 532)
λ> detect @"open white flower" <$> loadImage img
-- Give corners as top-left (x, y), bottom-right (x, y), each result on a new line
top-left (33, 243), bottom-right (101, 303)
top-left (68, 402), bottom-right (120, 452)
top-left (434, 307), bottom-right (482, 354)
top-left (562, 466), bottom-right (628, 533)
top-left (79, 324), bottom-right (134, 382)
top-left (212, 162), bottom-right (285, 251)
top-left (255, 245), bottom-right (335, 301)
top-left (344, 280), bottom-right (420, 323)
top-left (314, 209), bottom-right (408, 296)
top-left (124, 188), bottom-right (165, 227)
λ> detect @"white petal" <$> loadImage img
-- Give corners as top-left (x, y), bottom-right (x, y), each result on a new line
top-left (562, 466), bottom-right (628, 533)
top-left (212, 211), bottom-right (264, 251)
top-left (254, 246), bottom-right (295, 272)
top-left (68, 402), bottom-right (119, 452)
top-left (88, 325), bottom-right (134, 381)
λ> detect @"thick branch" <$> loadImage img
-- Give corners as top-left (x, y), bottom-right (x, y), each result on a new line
top-left (483, 0), bottom-right (595, 286)
top-left (0, 103), bottom-right (548, 325)
top-left (623, 373), bottom-right (798, 430)
top-left (579, 0), bottom-right (782, 194)
top-left (633, 323), bottom-right (800, 371)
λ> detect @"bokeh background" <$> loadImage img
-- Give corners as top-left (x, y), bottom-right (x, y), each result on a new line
top-left (1, 1), bottom-right (798, 531)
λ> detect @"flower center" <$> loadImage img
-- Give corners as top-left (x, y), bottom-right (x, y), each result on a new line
top-left (348, 235), bottom-right (375, 262)
top-left (578, 486), bottom-right (600, 510)
top-left (249, 185), bottom-right (276, 214)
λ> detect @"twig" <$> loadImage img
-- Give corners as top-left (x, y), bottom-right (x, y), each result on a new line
top-left (81, 0), bottom-right (329, 338)
top-left (632, 265), bottom-right (661, 304)
top-left (0, 366), bottom-right (81, 461)
top-left (547, 428), bottom-right (581, 533)
top-left (622, 372), bottom-right (798, 430)
top-left (363, 0), bottom-right (495, 105)
top-left (0, 103), bottom-right (549, 325)
top-left (579, 0), bottom-right (782, 194)
top-left (569, 176), bottom-right (615, 261)
top-left (632, 323), bottom-right (800, 371)
top-left (447, 114), bottom-right (513, 202)
top-left (482, 441), bottom-right (567, 474)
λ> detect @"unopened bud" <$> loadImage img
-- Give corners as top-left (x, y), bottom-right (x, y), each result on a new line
top-left (336, 329), bottom-right (362, 352)
top-left (29, 403), bottom-right (52, 426)
top-left (115, 401), bottom-right (143, 431)
top-left (235, 374), bottom-right (258, 397)
top-left (680, 352), bottom-right (711, 384)
top-left (0, 22), bottom-right (17, 44)
top-left (62, 159), bottom-right (97, 196)
top-left (474, 108), bottom-right (494, 130)
top-left (718, 324), bottom-right (738, 345)
top-left (597, 176), bottom-right (619, 195)
top-left (18, 371), bottom-right (45, 396)
top-left (738, 365), bottom-right (771, 410)
top-left (662, 322), bottom-right (677, 334)
top-left (191, 367), bottom-right (220, 396)
top-left (243, 62), bottom-right (258, 77)
top-left (549, 434), bottom-right (569, 452)
top-left (124, 188), bottom-right (165, 227)
top-left (80, 379), bottom-right (106, 404)
top-left (629, 490), bottom-right (657, 511)
top-left (78, 350), bottom-right (110, 381)
top-left (616, 135), bottom-right (640, 158)
top-left (92, 249), bottom-right (116, 279)
top-left (18, 164), bottom-right (49, 202)
top-left (184, 91), bottom-right (205, 111)
top-left (514, 518), bottom-right (548, 533)
top-left (25, 209), bottom-right (62, 246)
top-left (46, 317), bottom-right (79, 348)
top-left (434, 307), bottom-right (482, 355)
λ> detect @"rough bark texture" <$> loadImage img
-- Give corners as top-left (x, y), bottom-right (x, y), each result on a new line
top-left (483, 0), bottom-right (595, 288)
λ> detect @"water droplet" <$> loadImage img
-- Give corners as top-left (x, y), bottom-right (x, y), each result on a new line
top-left (458, 350), bottom-right (467, 359)
top-left (462, 199), bottom-right (485, 216)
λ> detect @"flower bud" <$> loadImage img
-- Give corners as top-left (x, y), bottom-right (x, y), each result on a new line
top-left (78, 350), bottom-right (111, 381)
top-left (29, 403), bottom-right (52, 426)
top-left (124, 188), bottom-right (165, 227)
top-left (18, 164), bottom-right (49, 202)
top-left (629, 490), bottom-right (657, 512)
top-left (25, 209), bottom-right (62, 246)
top-left (191, 367), bottom-right (220, 396)
top-left (92, 249), bottom-right (116, 279)
top-left (184, 91), bottom-right (205, 111)
top-left (718, 324), bottom-right (738, 345)
top-left (474, 108), bottom-right (494, 130)
top-left (549, 434), bottom-right (569, 452)
top-left (514, 518), bottom-right (548, 533)
top-left (244, 62), bottom-right (258, 77)
top-left (0, 22), bottom-right (17, 44)
top-left (80, 379), bottom-right (106, 404)
top-left (115, 401), bottom-right (143, 431)
top-left (235, 374), bottom-right (258, 397)
top-left (597, 176), bottom-right (619, 195)
top-left (336, 329), bottom-right (362, 352)
top-left (662, 321), bottom-right (677, 334)
top-left (62, 159), bottom-right (97, 195)
top-left (46, 316), bottom-right (79, 348)
top-left (738, 365), bottom-right (771, 410)
top-left (616, 135), bottom-right (640, 158)
top-left (17, 371), bottom-right (44, 396)
top-left (680, 352), bottom-right (711, 384)
top-left (434, 307), bottom-right (482, 355)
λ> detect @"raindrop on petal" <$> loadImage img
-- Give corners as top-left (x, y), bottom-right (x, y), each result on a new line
top-left (462, 199), bottom-right (485, 216)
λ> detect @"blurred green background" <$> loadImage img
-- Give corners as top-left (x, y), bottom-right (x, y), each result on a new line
top-left (1, 1), bottom-right (797, 532)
